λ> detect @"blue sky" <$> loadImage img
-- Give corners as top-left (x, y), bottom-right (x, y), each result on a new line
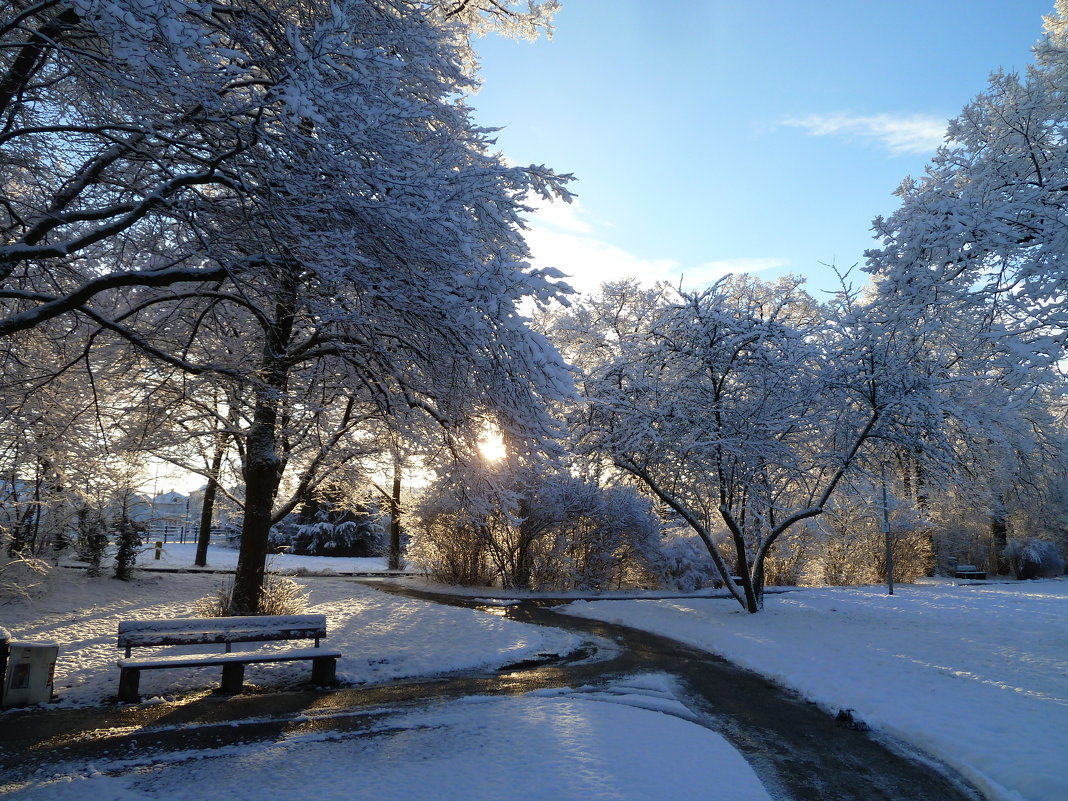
top-left (471, 0), bottom-right (1057, 298)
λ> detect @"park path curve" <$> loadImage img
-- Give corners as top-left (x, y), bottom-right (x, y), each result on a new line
top-left (370, 582), bottom-right (982, 801)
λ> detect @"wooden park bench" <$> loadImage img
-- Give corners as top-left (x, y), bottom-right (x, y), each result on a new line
top-left (953, 564), bottom-right (987, 580)
top-left (116, 614), bottom-right (341, 703)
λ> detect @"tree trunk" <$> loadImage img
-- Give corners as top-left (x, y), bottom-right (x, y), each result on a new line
top-left (231, 409), bottom-right (281, 614)
top-left (750, 553), bottom-right (767, 610)
top-left (194, 437), bottom-right (226, 567)
top-left (898, 448), bottom-right (912, 500)
top-left (913, 452), bottom-right (936, 576)
top-left (725, 526), bottom-right (758, 612)
top-left (230, 283), bottom-right (296, 615)
top-left (388, 464), bottom-right (402, 571)
top-left (990, 497), bottom-right (1009, 575)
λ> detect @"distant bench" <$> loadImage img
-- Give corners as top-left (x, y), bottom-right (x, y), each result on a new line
top-left (953, 564), bottom-right (987, 580)
top-left (116, 614), bottom-right (340, 703)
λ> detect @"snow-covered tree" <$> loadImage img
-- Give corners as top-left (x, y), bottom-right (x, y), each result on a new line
top-left (865, 4), bottom-right (1068, 357)
top-left (3, 1), bottom-right (576, 612)
top-left (0, 323), bottom-right (149, 559)
top-left (0, 1), bottom-right (256, 338)
top-left (554, 274), bottom-right (1056, 611)
top-left (200, 1), bottom-right (573, 612)
top-left (271, 487), bottom-right (385, 558)
top-left (861, 1), bottom-right (1068, 571)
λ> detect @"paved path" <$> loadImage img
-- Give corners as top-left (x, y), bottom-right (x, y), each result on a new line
top-left (1, 581), bottom-right (982, 801)
top-left (373, 583), bottom-right (983, 801)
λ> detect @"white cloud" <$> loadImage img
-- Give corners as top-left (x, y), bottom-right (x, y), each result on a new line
top-left (523, 195), bottom-right (594, 234)
top-left (782, 112), bottom-right (948, 155)
top-left (524, 223), bottom-right (679, 296)
top-left (524, 203), bottom-right (787, 296)
top-left (683, 258), bottom-right (791, 286)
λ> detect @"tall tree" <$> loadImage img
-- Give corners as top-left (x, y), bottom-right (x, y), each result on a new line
top-left (554, 276), bottom-right (1048, 611)
top-left (865, 3), bottom-right (1068, 360)
top-left (2, 1), bottom-right (575, 611)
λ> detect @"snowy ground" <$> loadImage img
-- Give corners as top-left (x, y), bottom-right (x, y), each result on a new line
top-left (76, 541), bottom-right (399, 575)
top-left (1, 571), bottom-right (772, 801)
top-left (1, 571), bottom-right (576, 705)
top-left (5, 568), bottom-right (1067, 801)
top-left (564, 580), bottom-right (1068, 801)
top-left (3, 675), bottom-right (772, 801)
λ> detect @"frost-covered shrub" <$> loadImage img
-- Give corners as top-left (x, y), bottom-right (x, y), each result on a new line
top-left (410, 465), bottom-right (665, 590)
top-left (762, 532), bottom-right (809, 587)
top-left (2, 488), bottom-right (76, 558)
top-left (651, 531), bottom-right (716, 592)
top-left (0, 555), bottom-right (51, 601)
top-left (196, 573), bottom-right (309, 617)
top-left (408, 512), bottom-right (495, 586)
top-left (803, 490), bottom-right (932, 586)
top-left (530, 482), bottom-right (665, 591)
top-left (112, 514), bottom-right (146, 581)
top-left (1004, 538), bottom-right (1065, 579)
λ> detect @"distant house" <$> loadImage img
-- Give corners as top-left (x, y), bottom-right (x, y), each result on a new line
top-left (147, 491), bottom-right (196, 541)
top-left (115, 492), bottom-right (152, 525)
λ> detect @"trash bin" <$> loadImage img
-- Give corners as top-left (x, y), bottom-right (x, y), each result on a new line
top-left (1, 638), bottom-right (58, 706)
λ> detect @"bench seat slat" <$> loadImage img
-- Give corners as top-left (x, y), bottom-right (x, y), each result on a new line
top-left (120, 628), bottom-right (325, 648)
top-left (117, 615), bottom-right (327, 648)
top-left (118, 614), bottom-right (326, 633)
top-left (118, 647), bottom-right (342, 671)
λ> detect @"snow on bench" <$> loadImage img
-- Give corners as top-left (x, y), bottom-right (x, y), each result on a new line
top-left (116, 614), bottom-right (340, 702)
top-left (953, 564), bottom-right (987, 580)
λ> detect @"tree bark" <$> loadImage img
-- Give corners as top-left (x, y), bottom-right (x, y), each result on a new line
top-left (230, 282), bottom-right (296, 615)
top-left (990, 497), bottom-right (1009, 575)
top-left (388, 464), bottom-right (402, 571)
top-left (0, 7), bottom-right (80, 120)
top-left (194, 435), bottom-right (227, 567)
top-left (912, 450), bottom-right (936, 576)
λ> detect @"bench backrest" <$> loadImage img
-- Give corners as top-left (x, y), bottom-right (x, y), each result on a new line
top-left (118, 614), bottom-right (327, 649)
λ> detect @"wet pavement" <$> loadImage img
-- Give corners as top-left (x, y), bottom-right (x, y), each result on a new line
top-left (1, 581), bottom-right (983, 801)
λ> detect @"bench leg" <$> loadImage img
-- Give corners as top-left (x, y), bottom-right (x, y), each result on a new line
top-left (118, 667), bottom-right (141, 703)
top-left (220, 663), bottom-right (245, 694)
top-left (311, 656), bottom-right (336, 686)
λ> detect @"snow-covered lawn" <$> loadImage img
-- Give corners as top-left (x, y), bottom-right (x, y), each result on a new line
top-left (125, 541), bottom-right (397, 574)
top-left (1, 571), bottom-right (576, 706)
top-left (6, 569), bottom-right (1067, 801)
top-left (1, 572), bottom-right (772, 801)
top-left (564, 580), bottom-right (1068, 801)
top-left (3, 676), bottom-right (773, 801)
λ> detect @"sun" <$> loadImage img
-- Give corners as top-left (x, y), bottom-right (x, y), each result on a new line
top-left (477, 431), bottom-right (508, 462)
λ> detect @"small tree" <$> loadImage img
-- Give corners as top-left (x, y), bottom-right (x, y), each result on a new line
top-left (75, 505), bottom-right (109, 577)
top-left (272, 492), bottom-right (385, 558)
top-left (561, 278), bottom-right (901, 611)
top-left (556, 273), bottom-right (1059, 611)
top-left (112, 513), bottom-right (145, 581)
